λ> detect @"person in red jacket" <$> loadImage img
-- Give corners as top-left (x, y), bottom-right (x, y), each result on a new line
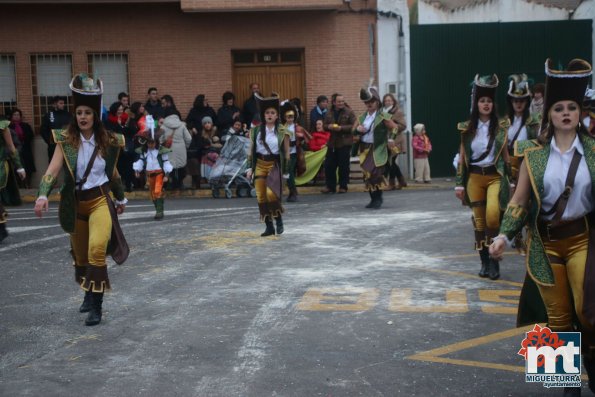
top-left (412, 123), bottom-right (432, 183)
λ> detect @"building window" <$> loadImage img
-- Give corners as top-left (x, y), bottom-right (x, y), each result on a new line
top-left (0, 55), bottom-right (17, 117)
top-left (31, 54), bottom-right (73, 131)
top-left (88, 53), bottom-right (129, 107)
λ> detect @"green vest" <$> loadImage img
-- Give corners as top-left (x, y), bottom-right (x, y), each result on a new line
top-left (52, 129), bottom-right (125, 233)
top-left (513, 134), bottom-right (595, 286)
top-left (354, 111), bottom-right (391, 167)
top-left (456, 119), bottom-right (511, 210)
top-left (248, 125), bottom-right (290, 172)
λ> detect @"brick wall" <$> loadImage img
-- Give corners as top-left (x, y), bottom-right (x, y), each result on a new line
top-left (0, 2), bottom-right (376, 183)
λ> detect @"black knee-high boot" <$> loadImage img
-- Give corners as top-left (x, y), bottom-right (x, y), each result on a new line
top-left (85, 292), bottom-right (103, 326)
top-left (275, 215), bottom-right (284, 235)
top-left (371, 189), bottom-right (383, 209)
top-left (478, 247), bottom-right (490, 278)
top-left (261, 218), bottom-right (275, 237)
top-left (365, 190), bottom-right (374, 208)
top-left (0, 223), bottom-right (7, 243)
top-left (79, 290), bottom-right (92, 313)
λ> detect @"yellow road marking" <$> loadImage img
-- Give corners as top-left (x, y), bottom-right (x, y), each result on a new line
top-left (419, 268), bottom-right (523, 288)
top-left (388, 289), bottom-right (468, 313)
top-left (433, 252), bottom-right (519, 259)
top-left (296, 287), bottom-right (379, 311)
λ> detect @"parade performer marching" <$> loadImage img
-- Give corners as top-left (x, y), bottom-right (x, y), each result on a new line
top-left (0, 118), bottom-right (26, 242)
top-left (246, 94), bottom-right (290, 236)
top-left (490, 59), bottom-right (594, 396)
top-left (353, 83), bottom-right (395, 209)
top-left (34, 73), bottom-right (127, 326)
top-left (281, 100), bottom-right (311, 202)
top-left (455, 74), bottom-right (510, 280)
top-left (382, 93), bottom-right (408, 190)
top-left (506, 74), bottom-right (540, 184)
top-left (133, 129), bottom-right (173, 220)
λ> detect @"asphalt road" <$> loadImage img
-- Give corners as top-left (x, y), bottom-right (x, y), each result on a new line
top-left (0, 188), bottom-right (588, 396)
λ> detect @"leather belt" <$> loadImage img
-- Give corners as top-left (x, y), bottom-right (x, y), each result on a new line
top-left (360, 142), bottom-right (373, 150)
top-left (538, 217), bottom-right (588, 242)
top-left (256, 154), bottom-right (279, 161)
top-left (469, 165), bottom-right (498, 175)
top-left (75, 182), bottom-right (110, 202)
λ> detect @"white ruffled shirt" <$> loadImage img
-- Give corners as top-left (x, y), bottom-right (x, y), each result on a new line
top-left (76, 134), bottom-right (109, 190)
top-left (287, 124), bottom-right (297, 154)
top-left (507, 115), bottom-right (528, 145)
top-left (256, 126), bottom-right (280, 155)
top-left (133, 149), bottom-right (173, 174)
top-left (542, 135), bottom-right (592, 221)
top-left (470, 120), bottom-right (496, 166)
top-left (361, 111), bottom-right (376, 144)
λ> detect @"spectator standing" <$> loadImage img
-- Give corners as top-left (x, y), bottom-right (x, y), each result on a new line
top-left (106, 102), bottom-right (134, 192)
top-left (8, 108), bottom-right (35, 188)
top-left (242, 82), bottom-right (261, 126)
top-left (145, 87), bottom-right (164, 119)
top-left (309, 95), bottom-right (328, 132)
top-left (118, 92), bottom-right (130, 110)
top-left (186, 94), bottom-right (217, 136)
top-left (322, 93), bottom-right (356, 193)
top-left (529, 83), bottom-right (545, 118)
top-left (160, 107), bottom-right (191, 190)
top-left (217, 91), bottom-right (241, 132)
top-left (161, 94), bottom-right (180, 117)
top-left (412, 123), bottom-right (432, 183)
top-left (0, 119), bottom-right (26, 241)
top-left (39, 96), bottom-right (72, 163)
top-left (199, 116), bottom-right (221, 181)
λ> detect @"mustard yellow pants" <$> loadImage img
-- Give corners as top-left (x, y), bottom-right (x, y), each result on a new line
top-left (539, 229), bottom-right (593, 336)
top-left (70, 195), bottom-right (112, 292)
top-left (467, 172), bottom-right (501, 247)
top-left (509, 155), bottom-right (521, 183)
top-left (255, 159), bottom-right (283, 221)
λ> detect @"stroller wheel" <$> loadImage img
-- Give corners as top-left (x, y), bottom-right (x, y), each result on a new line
top-left (250, 188), bottom-right (257, 198)
top-left (225, 188), bottom-right (233, 199)
top-left (212, 188), bottom-right (220, 198)
top-left (237, 184), bottom-right (250, 198)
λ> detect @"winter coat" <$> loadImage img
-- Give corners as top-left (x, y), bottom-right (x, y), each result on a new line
top-left (160, 115), bottom-right (192, 169)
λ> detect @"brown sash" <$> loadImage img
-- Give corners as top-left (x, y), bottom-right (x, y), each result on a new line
top-left (470, 134), bottom-right (496, 164)
top-left (77, 146), bottom-right (99, 192)
top-left (539, 150), bottom-right (582, 227)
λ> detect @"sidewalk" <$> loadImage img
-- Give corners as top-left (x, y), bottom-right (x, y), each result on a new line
top-left (18, 178), bottom-right (455, 203)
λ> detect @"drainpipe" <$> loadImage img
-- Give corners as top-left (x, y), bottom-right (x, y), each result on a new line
top-left (369, 23), bottom-right (375, 82)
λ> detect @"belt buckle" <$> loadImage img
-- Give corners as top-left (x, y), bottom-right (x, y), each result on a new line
top-left (546, 223), bottom-right (557, 242)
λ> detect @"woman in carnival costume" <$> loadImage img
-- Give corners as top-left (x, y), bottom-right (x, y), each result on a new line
top-left (382, 93), bottom-right (408, 190)
top-left (34, 73), bottom-right (128, 326)
top-left (280, 100), bottom-right (311, 203)
top-left (491, 59), bottom-right (594, 396)
top-left (0, 118), bottom-right (26, 242)
top-left (133, 129), bottom-right (173, 220)
top-left (246, 94), bottom-right (290, 237)
top-left (455, 74), bottom-right (511, 280)
top-left (353, 83), bottom-right (396, 209)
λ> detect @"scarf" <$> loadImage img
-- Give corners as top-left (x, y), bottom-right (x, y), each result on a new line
top-left (10, 122), bottom-right (24, 143)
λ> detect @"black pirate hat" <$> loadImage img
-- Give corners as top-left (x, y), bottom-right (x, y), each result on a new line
top-left (69, 73), bottom-right (103, 116)
top-left (359, 81), bottom-right (380, 103)
top-left (470, 74), bottom-right (499, 113)
top-left (255, 93), bottom-right (280, 124)
top-left (507, 74), bottom-right (531, 99)
top-left (542, 58), bottom-right (592, 131)
top-left (280, 100), bottom-right (298, 124)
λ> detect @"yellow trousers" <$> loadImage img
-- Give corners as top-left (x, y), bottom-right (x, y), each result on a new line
top-left (467, 172), bottom-right (501, 247)
top-left (71, 195), bottom-right (112, 292)
top-left (539, 229), bottom-right (594, 336)
top-left (509, 155), bottom-right (521, 182)
top-left (255, 159), bottom-right (283, 221)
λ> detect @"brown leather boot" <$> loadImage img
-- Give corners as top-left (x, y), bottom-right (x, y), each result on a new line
top-left (397, 175), bottom-right (408, 188)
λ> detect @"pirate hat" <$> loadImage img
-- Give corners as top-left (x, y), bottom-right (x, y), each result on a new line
top-left (470, 74), bottom-right (499, 113)
top-left (542, 58), bottom-right (592, 131)
top-left (69, 73), bottom-right (103, 116)
top-left (255, 93), bottom-right (280, 124)
top-left (359, 81), bottom-right (380, 103)
top-left (507, 74), bottom-right (531, 99)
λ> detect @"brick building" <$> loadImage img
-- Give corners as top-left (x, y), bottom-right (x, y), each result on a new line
top-left (0, 0), bottom-right (410, 184)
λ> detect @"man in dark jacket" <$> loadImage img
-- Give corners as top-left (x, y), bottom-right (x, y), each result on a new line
top-left (309, 95), bottom-right (328, 131)
top-left (242, 82), bottom-right (260, 126)
top-left (144, 87), bottom-right (164, 119)
top-left (322, 93), bottom-right (356, 193)
top-left (39, 96), bottom-right (72, 163)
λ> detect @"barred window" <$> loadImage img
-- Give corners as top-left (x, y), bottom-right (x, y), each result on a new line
top-left (31, 54), bottom-right (73, 131)
top-left (0, 55), bottom-right (17, 117)
top-left (88, 53), bottom-right (129, 107)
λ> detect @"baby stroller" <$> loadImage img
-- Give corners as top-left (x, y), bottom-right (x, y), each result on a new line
top-left (208, 134), bottom-right (255, 199)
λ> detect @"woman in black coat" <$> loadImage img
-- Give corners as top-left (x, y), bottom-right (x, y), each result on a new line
top-left (8, 108), bottom-right (35, 188)
top-left (216, 91), bottom-right (241, 133)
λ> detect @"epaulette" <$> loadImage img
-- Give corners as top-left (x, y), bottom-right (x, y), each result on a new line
top-left (379, 111), bottom-right (392, 121)
top-left (526, 113), bottom-right (541, 126)
top-left (457, 120), bottom-right (469, 132)
top-left (499, 118), bottom-right (511, 129)
top-left (514, 139), bottom-right (540, 157)
top-left (51, 129), bottom-right (67, 143)
top-left (158, 146), bottom-right (172, 155)
top-left (0, 119), bottom-right (9, 130)
top-left (109, 132), bottom-right (125, 148)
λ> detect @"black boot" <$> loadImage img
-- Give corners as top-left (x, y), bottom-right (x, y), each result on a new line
top-left (287, 188), bottom-right (297, 202)
top-left (261, 218), bottom-right (275, 237)
top-left (275, 216), bottom-right (284, 235)
top-left (370, 190), bottom-right (383, 209)
top-left (365, 190), bottom-right (374, 208)
top-left (85, 292), bottom-right (103, 326)
top-left (478, 247), bottom-right (490, 278)
top-left (562, 386), bottom-right (581, 396)
top-left (79, 290), bottom-right (92, 313)
top-left (0, 223), bottom-right (7, 243)
top-left (488, 258), bottom-right (500, 280)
